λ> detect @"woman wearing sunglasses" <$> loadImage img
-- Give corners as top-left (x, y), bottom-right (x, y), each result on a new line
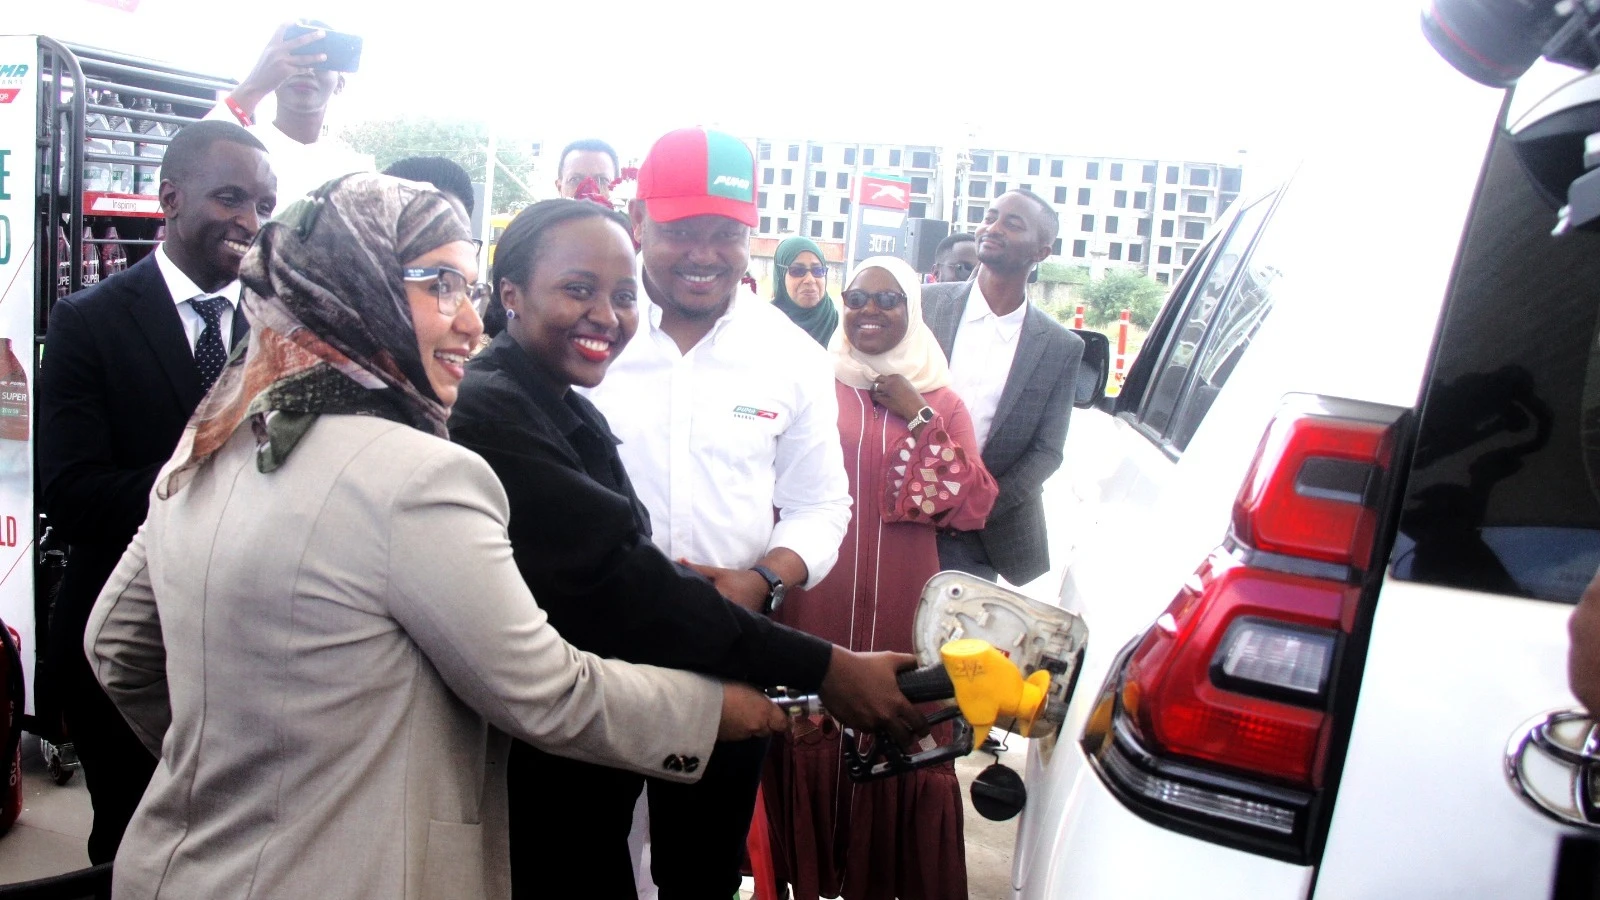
top-left (762, 256), bottom-right (998, 900)
top-left (84, 175), bottom-right (784, 900)
top-left (770, 235), bottom-right (837, 346)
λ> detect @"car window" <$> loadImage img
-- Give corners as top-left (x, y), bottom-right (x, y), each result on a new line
top-left (1392, 123), bottom-right (1600, 603)
top-left (1134, 196), bottom-right (1274, 449)
top-left (1168, 219), bottom-right (1280, 451)
top-left (1112, 248), bottom-right (1208, 416)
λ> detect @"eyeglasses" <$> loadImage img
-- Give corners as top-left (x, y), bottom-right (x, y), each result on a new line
top-left (785, 264), bottom-right (828, 279)
top-left (842, 289), bottom-right (907, 311)
top-left (402, 265), bottom-right (491, 316)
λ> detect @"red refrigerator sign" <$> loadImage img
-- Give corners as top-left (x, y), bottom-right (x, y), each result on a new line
top-left (856, 174), bottom-right (912, 210)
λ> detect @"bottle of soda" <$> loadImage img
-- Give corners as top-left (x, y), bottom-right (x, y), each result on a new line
top-left (55, 227), bottom-right (70, 300)
top-left (81, 227), bottom-right (99, 287)
top-left (105, 93), bottom-right (136, 195)
top-left (158, 102), bottom-right (180, 148)
top-left (0, 339), bottom-right (29, 443)
top-left (134, 97), bottom-right (165, 197)
top-left (99, 226), bottom-right (128, 277)
top-left (82, 90), bottom-right (114, 193)
top-left (54, 86), bottom-right (70, 194)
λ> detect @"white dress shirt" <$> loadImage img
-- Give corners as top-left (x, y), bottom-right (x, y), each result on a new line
top-left (583, 284), bottom-right (852, 589)
top-left (203, 104), bottom-right (373, 215)
top-left (947, 280), bottom-right (1027, 451)
top-left (153, 245), bottom-right (241, 354)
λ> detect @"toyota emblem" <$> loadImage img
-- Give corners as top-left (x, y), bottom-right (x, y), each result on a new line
top-left (1505, 708), bottom-right (1600, 829)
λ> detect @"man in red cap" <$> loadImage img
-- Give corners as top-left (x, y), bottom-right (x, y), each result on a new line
top-left (585, 127), bottom-right (855, 899)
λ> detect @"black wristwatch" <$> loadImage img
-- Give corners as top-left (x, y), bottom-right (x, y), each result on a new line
top-left (751, 564), bottom-right (786, 615)
top-left (908, 405), bottom-right (935, 429)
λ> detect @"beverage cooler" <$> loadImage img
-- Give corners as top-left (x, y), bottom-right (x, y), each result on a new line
top-left (0, 35), bottom-right (232, 748)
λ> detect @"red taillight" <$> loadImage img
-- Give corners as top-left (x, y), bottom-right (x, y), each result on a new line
top-left (1116, 399), bottom-right (1400, 793)
top-left (1123, 551), bottom-right (1354, 784)
top-left (1232, 413), bottom-right (1392, 568)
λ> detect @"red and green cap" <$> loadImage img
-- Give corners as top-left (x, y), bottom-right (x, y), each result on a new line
top-left (636, 127), bottom-right (758, 227)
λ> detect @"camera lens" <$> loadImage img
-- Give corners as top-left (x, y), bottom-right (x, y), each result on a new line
top-left (1421, 0), bottom-right (1570, 87)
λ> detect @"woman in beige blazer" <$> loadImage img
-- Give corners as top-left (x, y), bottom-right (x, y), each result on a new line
top-left (84, 174), bottom-right (784, 900)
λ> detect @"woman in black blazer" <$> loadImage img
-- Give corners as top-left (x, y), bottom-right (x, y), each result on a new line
top-left (447, 199), bottom-right (922, 898)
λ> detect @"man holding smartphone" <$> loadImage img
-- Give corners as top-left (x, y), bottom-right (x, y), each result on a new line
top-left (206, 21), bottom-right (373, 213)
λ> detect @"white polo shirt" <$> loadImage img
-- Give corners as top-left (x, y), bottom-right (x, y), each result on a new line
top-left (583, 283), bottom-right (851, 588)
top-left (948, 279), bottom-right (1028, 450)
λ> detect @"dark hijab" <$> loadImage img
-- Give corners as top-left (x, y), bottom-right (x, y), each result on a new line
top-left (159, 173), bottom-right (472, 497)
top-left (770, 236), bottom-right (838, 347)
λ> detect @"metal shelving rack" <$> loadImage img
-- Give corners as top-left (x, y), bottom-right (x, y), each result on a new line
top-left (35, 39), bottom-right (235, 332)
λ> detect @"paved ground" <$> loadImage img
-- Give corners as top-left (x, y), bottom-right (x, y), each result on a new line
top-left (955, 737), bottom-right (1029, 900)
top-left (3, 733), bottom-right (1030, 899)
top-left (0, 737), bottom-right (92, 883)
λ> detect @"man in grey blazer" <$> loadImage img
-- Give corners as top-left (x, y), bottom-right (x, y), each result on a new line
top-left (922, 189), bottom-right (1084, 585)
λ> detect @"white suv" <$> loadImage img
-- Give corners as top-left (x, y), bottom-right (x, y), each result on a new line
top-left (1010, 5), bottom-right (1600, 897)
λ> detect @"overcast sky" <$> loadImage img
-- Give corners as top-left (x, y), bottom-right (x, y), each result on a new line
top-left (18, 0), bottom-right (1510, 181)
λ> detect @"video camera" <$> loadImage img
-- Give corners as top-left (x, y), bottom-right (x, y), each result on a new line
top-left (1425, 0), bottom-right (1600, 233)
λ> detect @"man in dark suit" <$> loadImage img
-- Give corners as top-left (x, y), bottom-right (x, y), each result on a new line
top-left (922, 189), bottom-right (1084, 586)
top-left (38, 120), bottom-right (274, 863)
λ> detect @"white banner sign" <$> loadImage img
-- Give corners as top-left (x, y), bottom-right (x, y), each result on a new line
top-left (0, 36), bottom-right (38, 714)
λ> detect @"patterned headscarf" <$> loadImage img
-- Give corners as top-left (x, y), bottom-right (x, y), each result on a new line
top-left (771, 236), bottom-right (838, 347)
top-left (830, 256), bottom-right (951, 394)
top-left (157, 173), bottom-right (472, 498)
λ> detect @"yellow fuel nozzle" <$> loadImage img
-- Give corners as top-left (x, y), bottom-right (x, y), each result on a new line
top-left (939, 638), bottom-right (1051, 744)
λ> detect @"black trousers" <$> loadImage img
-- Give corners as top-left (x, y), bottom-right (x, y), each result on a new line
top-left (647, 736), bottom-right (768, 900)
top-left (507, 736), bottom-right (769, 899)
top-left (52, 607), bottom-right (156, 865)
top-left (507, 741), bottom-right (642, 899)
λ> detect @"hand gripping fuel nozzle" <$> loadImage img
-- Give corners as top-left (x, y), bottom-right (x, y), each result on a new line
top-left (769, 638), bottom-right (1051, 782)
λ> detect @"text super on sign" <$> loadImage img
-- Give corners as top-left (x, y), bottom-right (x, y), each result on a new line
top-left (0, 64), bottom-right (25, 105)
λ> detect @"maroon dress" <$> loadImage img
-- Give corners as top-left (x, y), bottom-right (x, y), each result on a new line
top-left (765, 382), bottom-right (998, 900)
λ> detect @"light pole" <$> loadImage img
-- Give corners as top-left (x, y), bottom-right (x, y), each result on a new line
top-left (479, 128), bottom-right (496, 273)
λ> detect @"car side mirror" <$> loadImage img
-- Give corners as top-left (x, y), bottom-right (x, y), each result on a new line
top-left (1070, 329), bottom-right (1111, 410)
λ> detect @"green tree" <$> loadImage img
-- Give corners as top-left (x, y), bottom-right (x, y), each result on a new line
top-left (339, 117), bottom-right (539, 214)
top-left (1082, 268), bottom-right (1167, 329)
top-left (1036, 261), bottom-right (1089, 284)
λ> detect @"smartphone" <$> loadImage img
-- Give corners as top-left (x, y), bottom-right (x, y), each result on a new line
top-left (283, 23), bottom-right (363, 73)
